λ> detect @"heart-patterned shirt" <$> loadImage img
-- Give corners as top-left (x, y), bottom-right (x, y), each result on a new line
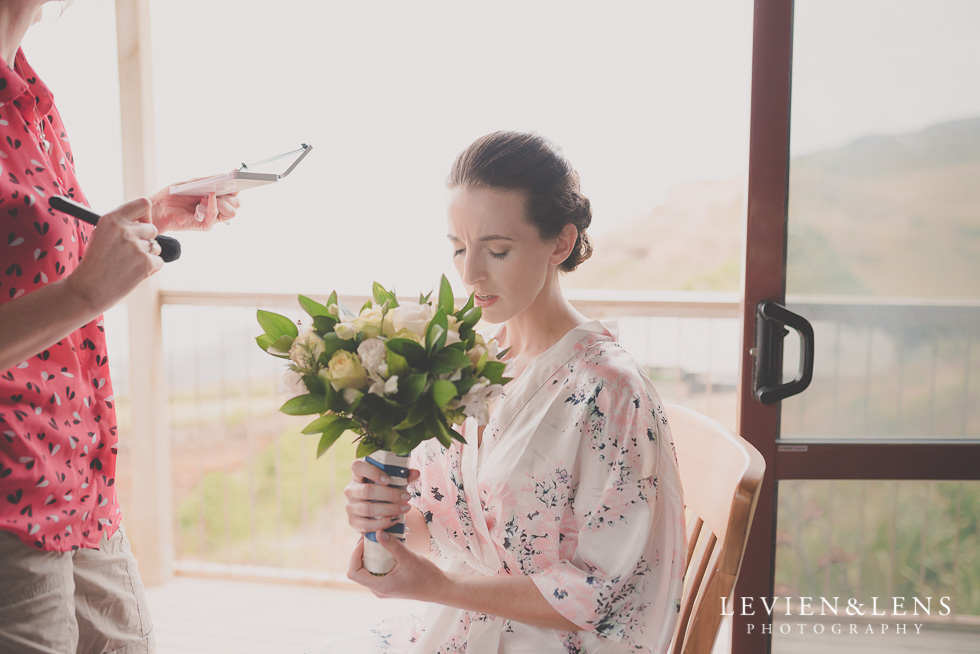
top-left (0, 47), bottom-right (121, 551)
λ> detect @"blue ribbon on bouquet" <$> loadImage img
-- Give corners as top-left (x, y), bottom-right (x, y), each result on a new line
top-left (363, 454), bottom-right (410, 543)
top-left (365, 455), bottom-right (410, 480)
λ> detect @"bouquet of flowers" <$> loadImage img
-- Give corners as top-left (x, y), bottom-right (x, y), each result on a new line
top-left (255, 275), bottom-right (508, 573)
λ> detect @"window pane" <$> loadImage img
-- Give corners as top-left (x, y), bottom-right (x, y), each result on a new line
top-left (147, 0), bottom-right (752, 295)
top-left (21, 4), bottom-right (124, 212)
top-left (782, 0), bottom-right (980, 440)
top-left (771, 481), bottom-right (980, 653)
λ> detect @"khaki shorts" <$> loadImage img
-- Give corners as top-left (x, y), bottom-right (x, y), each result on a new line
top-left (0, 525), bottom-right (155, 653)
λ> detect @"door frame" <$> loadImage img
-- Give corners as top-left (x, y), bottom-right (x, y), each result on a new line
top-left (734, 2), bottom-right (980, 652)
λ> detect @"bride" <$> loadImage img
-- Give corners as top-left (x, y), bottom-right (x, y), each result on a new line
top-left (332, 131), bottom-right (685, 653)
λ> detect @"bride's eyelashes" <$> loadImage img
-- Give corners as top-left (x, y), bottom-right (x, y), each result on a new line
top-left (451, 247), bottom-right (510, 260)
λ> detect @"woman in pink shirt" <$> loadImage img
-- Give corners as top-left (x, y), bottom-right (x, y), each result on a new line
top-left (0, 1), bottom-right (239, 651)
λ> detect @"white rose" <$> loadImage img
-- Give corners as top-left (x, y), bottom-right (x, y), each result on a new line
top-left (278, 369), bottom-right (308, 398)
top-left (390, 303), bottom-right (433, 338)
top-left (357, 338), bottom-right (388, 377)
top-left (353, 306), bottom-right (385, 338)
top-left (342, 388), bottom-right (362, 405)
top-left (368, 373), bottom-right (399, 396)
top-left (468, 343), bottom-right (487, 368)
top-left (334, 322), bottom-right (357, 340)
top-left (289, 329), bottom-right (325, 369)
top-left (456, 379), bottom-right (503, 425)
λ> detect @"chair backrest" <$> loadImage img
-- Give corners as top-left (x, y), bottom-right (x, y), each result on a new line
top-left (665, 404), bottom-right (766, 654)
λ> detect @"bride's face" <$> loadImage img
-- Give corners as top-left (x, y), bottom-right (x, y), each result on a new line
top-left (447, 186), bottom-right (558, 324)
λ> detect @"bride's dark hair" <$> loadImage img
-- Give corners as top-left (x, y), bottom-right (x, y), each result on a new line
top-left (447, 131), bottom-right (593, 272)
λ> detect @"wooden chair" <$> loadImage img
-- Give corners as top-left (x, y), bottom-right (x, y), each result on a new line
top-left (665, 404), bottom-right (766, 654)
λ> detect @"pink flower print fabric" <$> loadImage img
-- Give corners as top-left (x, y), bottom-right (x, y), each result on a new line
top-left (403, 321), bottom-right (686, 653)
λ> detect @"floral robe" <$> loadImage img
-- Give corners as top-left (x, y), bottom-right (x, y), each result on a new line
top-left (316, 321), bottom-right (685, 653)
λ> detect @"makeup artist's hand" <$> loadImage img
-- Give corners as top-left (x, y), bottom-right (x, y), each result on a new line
top-left (149, 178), bottom-right (240, 233)
top-left (67, 198), bottom-right (163, 314)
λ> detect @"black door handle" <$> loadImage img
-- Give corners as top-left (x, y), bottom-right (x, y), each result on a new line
top-left (752, 300), bottom-right (814, 405)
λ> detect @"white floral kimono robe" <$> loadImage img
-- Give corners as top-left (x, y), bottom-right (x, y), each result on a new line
top-left (318, 321), bottom-right (685, 654)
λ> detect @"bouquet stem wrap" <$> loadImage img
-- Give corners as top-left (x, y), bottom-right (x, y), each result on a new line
top-left (363, 450), bottom-right (411, 575)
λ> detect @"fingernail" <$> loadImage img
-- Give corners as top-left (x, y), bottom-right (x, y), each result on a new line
top-left (194, 205), bottom-right (205, 221)
top-left (400, 492), bottom-right (411, 501)
top-left (380, 475), bottom-right (390, 485)
top-left (399, 504), bottom-right (411, 513)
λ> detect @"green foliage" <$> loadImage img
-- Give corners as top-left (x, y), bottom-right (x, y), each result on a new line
top-left (255, 275), bottom-right (510, 459)
top-left (774, 480), bottom-right (980, 615)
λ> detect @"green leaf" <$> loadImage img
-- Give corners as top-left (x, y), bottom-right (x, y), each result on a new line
top-left (343, 389), bottom-right (365, 412)
top-left (425, 412), bottom-right (454, 448)
top-left (481, 360), bottom-right (508, 385)
top-left (322, 382), bottom-right (346, 412)
top-left (386, 338), bottom-right (427, 368)
top-left (269, 335), bottom-right (294, 356)
top-left (386, 348), bottom-right (409, 376)
top-left (438, 274), bottom-right (454, 315)
top-left (435, 347), bottom-right (470, 370)
top-left (395, 373), bottom-right (428, 405)
top-left (301, 413), bottom-right (339, 435)
top-left (459, 307), bottom-right (482, 329)
top-left (327, 290), bottom-right (338, 308)
top-left (255, 334), bottom-right (290, 359)
top-left (425, 324), bottom-right (445, 354)
top-left (317, 426), bottom-right (347, 458)
top-left (369, 411), bottom-right (396, 436)
top-left (372, 282), bottom-right (398, 308)
top-left (425, 310), bottom-right (449, 354)
top-left (456, 292), bottom-right (475, 319)
top-left (298, 295), bottom-right (331, 318)
top-left (475, 348), bottom-right (488, 374)
top-left (360, 300), bottom-right (373, 314)
top-left (454, 376), bottom-right (479, 396)
top-left (280, 393), bottom-right (328, 415)
top-left (432, 379), bottom-right (458, 408)
top-left (395, 398), bottom-right (430, 429)
top-left (257, 310), bottom-right (298, 341)
top-left (313, 315), bottom-right (337, 333)
top-left (356, 438), bottom-right (380, 458)
top-left (396, 423), bottom-right (427, 450)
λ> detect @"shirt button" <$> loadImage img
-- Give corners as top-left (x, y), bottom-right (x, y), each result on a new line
top-left (41, 139), bottom-right (51, 153)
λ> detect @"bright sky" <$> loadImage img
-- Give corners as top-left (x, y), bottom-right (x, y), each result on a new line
top-left (22, 0), bottom-right (980, 296)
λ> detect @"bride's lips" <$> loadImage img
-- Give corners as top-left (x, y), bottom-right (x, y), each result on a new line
top-left (474, 293), bottom-right (498, 308)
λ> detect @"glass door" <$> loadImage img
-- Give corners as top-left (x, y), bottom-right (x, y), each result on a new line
top-left (735, 1), bottom-right (980, 652)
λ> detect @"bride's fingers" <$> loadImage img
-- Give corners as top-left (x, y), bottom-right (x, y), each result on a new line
top-left (347, 499), bottom-right (407, 519)
top-left (351, 459), bottom-right (389, 485)
top-left (344, 478), bottom-right (409, 504)
top-left (348, 515), bottom-right (398, 533)
top-left (347, 537), bottom-right (365, 577)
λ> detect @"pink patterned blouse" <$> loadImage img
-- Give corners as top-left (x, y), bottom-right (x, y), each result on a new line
top-left (0, 48), bottom-right (121, 552)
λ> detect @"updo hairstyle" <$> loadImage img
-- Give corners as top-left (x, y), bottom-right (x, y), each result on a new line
top-left (447, 131), bottom-right (594, 272)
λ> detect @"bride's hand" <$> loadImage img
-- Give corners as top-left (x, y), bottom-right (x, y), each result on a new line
top-left (347, 532), bottom-right (446, 601)
top-left (344, 459), bottom-right (421, 534)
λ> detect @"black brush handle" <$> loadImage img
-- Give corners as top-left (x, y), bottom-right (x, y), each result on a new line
top-left (48, 196), bottom-right (181, 263)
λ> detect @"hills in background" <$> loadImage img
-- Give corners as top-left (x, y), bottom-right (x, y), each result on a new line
top-left (569, 116), bottom-right (980, 299)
